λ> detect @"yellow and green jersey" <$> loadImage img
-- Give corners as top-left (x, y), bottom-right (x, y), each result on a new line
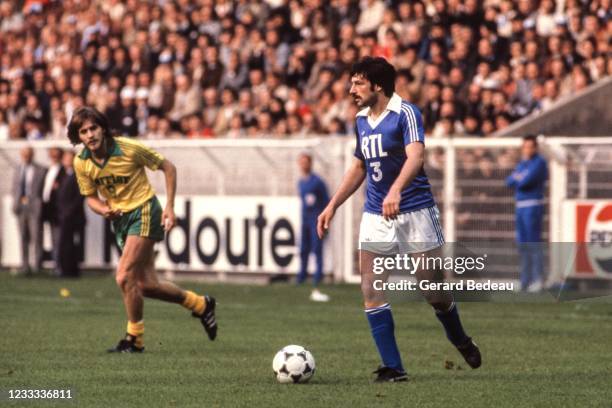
top-left (74, 137), bottom-right (165, 212)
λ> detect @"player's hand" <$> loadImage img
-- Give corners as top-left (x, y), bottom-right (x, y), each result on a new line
top-left (162, 206), bottom-right (177, 232)
top-left (103, 207), bottom-right (123, 221)
top-left (317, 206), bottom-right (335, 239)
top-left (382, 189), bottom-right (401, 220)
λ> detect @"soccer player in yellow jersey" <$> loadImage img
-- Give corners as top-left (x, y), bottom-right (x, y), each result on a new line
top-left (68, 107), bottom-right (217, 353)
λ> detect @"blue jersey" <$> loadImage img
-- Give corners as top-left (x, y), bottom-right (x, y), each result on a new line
top-left (298, 173), bottom-right (329, 220)
top-left (505, 153), bottom-right (548, 204)
top-left (354, 93), bottom-right (434, 214)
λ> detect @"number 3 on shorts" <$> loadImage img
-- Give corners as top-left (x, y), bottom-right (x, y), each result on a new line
top-left (370, 161), bottom-right (382, 182)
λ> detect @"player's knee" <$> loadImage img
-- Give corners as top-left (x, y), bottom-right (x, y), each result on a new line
top-left (361, 281), bottom-right (381, 304)
top-left (115, 271), bottom-right (128, 289)
top-left (115, 273), bottom-right (139, 296)
top-left (115, 263), bottom-right (137, 288)
top-left (360, 279), bottom-right (371, 296)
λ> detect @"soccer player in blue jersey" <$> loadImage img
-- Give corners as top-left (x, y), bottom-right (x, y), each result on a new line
top-left (317, 57), bottom-right (481, 382)
top-left (297, 152), bottom-right (331, 302)
top-left (506, 135), bottom-right (548, 291)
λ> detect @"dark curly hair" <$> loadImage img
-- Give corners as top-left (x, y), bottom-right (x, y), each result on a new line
top-left (67, 106), bottom-right (112, 146)
top-left (350, 57), bottom-right (396, 97)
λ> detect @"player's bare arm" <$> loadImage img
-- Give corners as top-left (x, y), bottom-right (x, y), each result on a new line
top-left (85, 194), bottom-right (122, 220)
top-left (67, 107), bottom-right (219, 352)
top-left (382, 142), bottom-right (425, 220)
top-left (159, 159), bottom-right (177, 232)
top-left (317, 157), bottom-right (366, 238)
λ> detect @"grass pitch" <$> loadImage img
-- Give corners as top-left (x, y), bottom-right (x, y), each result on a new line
top-left (1, 273), bottom-right (611, 407)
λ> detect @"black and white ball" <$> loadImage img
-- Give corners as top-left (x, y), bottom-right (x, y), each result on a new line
top-left (272, 345), bottom-right (316, 383)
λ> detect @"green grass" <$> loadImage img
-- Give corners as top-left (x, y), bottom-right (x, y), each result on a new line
top-left (1, 273), bottom-right (611, 407)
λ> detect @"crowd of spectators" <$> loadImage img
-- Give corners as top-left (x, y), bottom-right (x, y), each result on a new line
top-left (0, 0), bottom-right (609, 141)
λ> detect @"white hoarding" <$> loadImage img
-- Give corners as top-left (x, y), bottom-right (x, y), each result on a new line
top-left (2, 195), bottom-right (330, 275)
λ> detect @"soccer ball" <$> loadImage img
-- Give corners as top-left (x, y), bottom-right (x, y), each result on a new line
top-left (272, 345), bottom-right (316, 384)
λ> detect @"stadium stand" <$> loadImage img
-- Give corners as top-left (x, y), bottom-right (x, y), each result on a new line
top-left (0, 0), bottom-right (609, 141)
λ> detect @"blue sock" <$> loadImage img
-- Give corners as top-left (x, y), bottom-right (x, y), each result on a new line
top-left (365, 304), bottom-right (404, 371)
top-left (435, 302), bottom-right (469, 347)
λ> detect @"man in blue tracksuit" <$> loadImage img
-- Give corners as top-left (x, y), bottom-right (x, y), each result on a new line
top-left (297, 153), bottom-right (330, 301)
top-left (506, 135), bottom-right (548, 291)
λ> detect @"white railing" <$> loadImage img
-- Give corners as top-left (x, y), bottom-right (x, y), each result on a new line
top-left (1, 136), bottom-right (611, 284)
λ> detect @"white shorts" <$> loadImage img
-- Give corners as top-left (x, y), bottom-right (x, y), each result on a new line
top-left (358, 206), bottom-right (445, 255)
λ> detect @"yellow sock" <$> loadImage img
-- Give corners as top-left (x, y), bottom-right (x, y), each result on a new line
top-left (127, 320), bottom-right (144, 348)
top-left (182, 290), bottom-right (206, 315)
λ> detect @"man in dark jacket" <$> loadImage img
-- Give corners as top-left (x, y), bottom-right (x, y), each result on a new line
top-left (55, 150), bottom-right (86, 277)
top-left (42, 147), bottom-right (65, 274)
top-left (506, 135), bottom-right (548, 291)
